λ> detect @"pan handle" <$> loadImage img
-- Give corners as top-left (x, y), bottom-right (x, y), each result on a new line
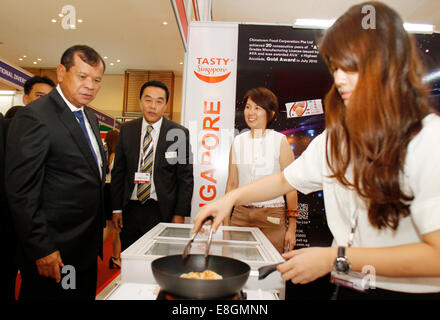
top-left (258, 262), bottom-right (282, 280)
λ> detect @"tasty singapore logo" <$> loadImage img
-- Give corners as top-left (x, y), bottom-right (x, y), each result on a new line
top-left (193, 57), bottom-right (233, 83)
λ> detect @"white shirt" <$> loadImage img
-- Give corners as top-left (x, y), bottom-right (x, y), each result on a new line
top-left (283, 113), bottom-right (440, 293)
top-left (233, 129), bottom-right (285, 207)
top-left (130, 117), bottom-right (163, 201)
top-left (56, 85), bottom-right (103, 175)
top-left (105, 155), bottom-right (114, 184)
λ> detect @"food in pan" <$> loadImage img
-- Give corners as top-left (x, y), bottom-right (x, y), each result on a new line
top-left (180, 270), bottom-right (223, 280)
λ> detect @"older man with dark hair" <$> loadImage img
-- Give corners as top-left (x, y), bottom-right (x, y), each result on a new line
top-left (6, 45), bottom-right (106, 300)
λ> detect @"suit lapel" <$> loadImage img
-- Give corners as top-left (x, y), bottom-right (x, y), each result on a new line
top-left (84, 107), bottom-right (106, 179)
top-left (50, 90), bottom-right (101, 179)
top-left (154, 117), bottom-right (169, 179)
top-left (130, 118), bottom-right (143, 172)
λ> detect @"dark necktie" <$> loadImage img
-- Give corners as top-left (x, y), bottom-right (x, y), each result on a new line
top-left (73, 110), bottom-right (98, 163)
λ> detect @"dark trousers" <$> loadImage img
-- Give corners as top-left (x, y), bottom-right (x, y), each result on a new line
top-left (120, 199), bottom-right (162, 251)
top-left (3, 260), bottom-right (18, 301)
top-left (19, 262), bottom-right (97, 300)
top-left (2, 206), bottom-right (18, 301)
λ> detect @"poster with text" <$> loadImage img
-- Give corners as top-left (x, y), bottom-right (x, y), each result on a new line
top-left (236, 24), bottom-right (334, 249)
top-left (415, 33), bottom-right (440, 112)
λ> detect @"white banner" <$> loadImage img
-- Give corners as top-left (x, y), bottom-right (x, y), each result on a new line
top-left (182, 22), bottom-right (238, 219)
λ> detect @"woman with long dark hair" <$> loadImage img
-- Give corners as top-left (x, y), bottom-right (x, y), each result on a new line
top-left (194, 1), bottom-right (440, 299)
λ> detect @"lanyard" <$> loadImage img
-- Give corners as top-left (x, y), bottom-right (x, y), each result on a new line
top-left (331, 204), bottom-right (363, 299)
top-left (347, 208), bottom-right (359, 248)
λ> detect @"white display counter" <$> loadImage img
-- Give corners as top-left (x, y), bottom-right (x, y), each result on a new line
top-left (105, 223), bottom-right (285, 299)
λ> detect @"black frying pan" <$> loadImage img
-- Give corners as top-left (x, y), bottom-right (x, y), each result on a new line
top-left (151, 254), bottom-right (250, 299)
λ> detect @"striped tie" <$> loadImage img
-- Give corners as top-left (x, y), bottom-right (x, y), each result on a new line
top-left (137, 125), bottom-right (154, 203)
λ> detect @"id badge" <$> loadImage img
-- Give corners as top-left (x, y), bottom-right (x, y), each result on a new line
top-left (134, 172), bottom-right (150, 184)
top-left (330, 271), bottom-right (367, 292)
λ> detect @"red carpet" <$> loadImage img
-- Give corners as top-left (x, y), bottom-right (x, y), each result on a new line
top-left (14, 233), bottom-right (120, 299)
top-left (96, 232), bottom-right (121, 295)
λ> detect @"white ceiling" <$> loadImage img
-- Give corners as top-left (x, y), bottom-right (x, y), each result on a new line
top-left (0, 0), bottom-right (439, 76)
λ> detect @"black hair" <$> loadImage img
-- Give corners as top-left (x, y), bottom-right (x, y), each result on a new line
top-left (4, 105), bottom-right (25, 119)
top-left (139, 80), bottom-right (170, 103)
top-left (60, 45), bottom-right (106, 72)
top-left (243, 87), bottom-right (279, 127)
top-left (23, 76), bottom-right (55, 95)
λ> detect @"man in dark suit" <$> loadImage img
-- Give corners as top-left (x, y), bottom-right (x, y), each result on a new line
top-left (112, 80), bottom-right (193, 250)
top-left (1, 113), bottom-right (17, 301)
top-left (1, 77), bottom-right (55, 301)
top-left (5, 45), bottom-right (106, 300)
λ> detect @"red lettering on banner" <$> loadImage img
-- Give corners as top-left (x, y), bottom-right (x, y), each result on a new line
top-left (201, 151), bottom-right (212, 165)
top-left (203, 116), bottom-right (219, 131)
top-left (196, 58), bottom-right (231, 66)
top-left (204, 101), bottom-right (220, 114)
top-left (201, 133), bottom-right (219, 150)
top-left (201, 168), bottom-right (217, 184)
top-left (199, 100), bottom-right (221, 208)
top-left (199, 185), bottom-right (216, 201)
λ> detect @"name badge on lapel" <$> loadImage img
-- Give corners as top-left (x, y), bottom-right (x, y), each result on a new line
top-left (165, 151), bottom-right (177, 159)
top-left (134, 172), bottom-right (150, 184)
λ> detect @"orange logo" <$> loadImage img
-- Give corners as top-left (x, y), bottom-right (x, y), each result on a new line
top-left (193, 71), bottom-right (231, 83)
top-left (289, 101), bottom-right (307, 117)
top-left (194, 57), bottom-right (233, 84)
